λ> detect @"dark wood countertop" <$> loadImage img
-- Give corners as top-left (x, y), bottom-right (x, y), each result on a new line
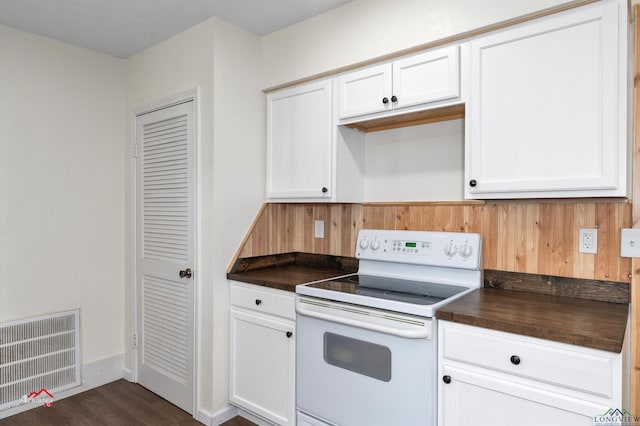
top-left (229, 255), bottom-right (629, 353)
top-left (436, 288), bottom-right (628, 353)
top-left (227, 252), bottom-right (358, 292)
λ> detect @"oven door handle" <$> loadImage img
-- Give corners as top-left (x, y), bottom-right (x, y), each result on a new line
top-left (296, 297), bottom-right (432, 339)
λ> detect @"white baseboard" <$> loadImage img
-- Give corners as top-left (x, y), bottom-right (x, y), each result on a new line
top-left (122, 366), bottom-right (134, 382)
top-left (0, 353), bottom-right (124, 419)
top-left (81, 353), bottom-right (124, 389)
top-left (210, 404), bottom-right (238, 425)
top-left (235, 407), bottom-right (277, 426)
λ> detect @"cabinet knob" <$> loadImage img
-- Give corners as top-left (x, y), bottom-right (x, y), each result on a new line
top-left (179, 268), bottom-right (192, 278)
top-left (286, 331), bottom-right (293, 338)
top-left (321, 187), bottom-right (328, 193)
top-left (510, 355), bottom-right (521, 365)
top-left (255, 299), bottom-right (262, 306)
top-left (391, 95), bottom-right (398, 102)
top-left (382, 97), bottom-right (389, 104)
top-left (469, 179), bottom-right (478, 187)
top-left (442, 375), bottom-right (451, 384)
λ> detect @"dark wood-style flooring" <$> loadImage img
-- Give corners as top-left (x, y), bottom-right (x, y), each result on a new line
top-left (0, 379), bottom-right (256, 426)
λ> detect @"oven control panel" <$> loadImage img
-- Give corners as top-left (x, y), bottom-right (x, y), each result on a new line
top-left (356, 229), bottom-right (482, 269)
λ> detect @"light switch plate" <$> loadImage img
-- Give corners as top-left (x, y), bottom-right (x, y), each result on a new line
top-left (620, 228), bottom-right (640, 258)
top-left (314, 220), bottom-right (324, 239)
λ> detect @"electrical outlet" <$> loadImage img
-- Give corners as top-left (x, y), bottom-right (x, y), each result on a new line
top-left (579, 228), bottom-right (597, 254)
top-left (620, 228), bottom-right (640, 258)
top-left (314, 220), bottom-right (324, 239)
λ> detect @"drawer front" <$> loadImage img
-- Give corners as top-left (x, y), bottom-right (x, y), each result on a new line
top-left (440, 322), bottom-right (616, 398)
top-left (231, 282), bottom-right (295, 320)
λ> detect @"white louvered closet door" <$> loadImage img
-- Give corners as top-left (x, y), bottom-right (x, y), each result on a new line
top-left (135, 100), bottom-right (195, 414)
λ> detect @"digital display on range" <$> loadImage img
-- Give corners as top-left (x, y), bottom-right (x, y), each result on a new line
top-left (405, 242), bottom-right (417, 248)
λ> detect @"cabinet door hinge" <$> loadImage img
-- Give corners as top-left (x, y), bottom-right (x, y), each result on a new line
top-left (132, 144), bottom-right (138, 158)
top-left (132, 333), bottom-right (138, 348)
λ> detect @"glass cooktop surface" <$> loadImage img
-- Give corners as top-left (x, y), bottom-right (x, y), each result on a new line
top-left (305, 274), bottom-right (468, 306)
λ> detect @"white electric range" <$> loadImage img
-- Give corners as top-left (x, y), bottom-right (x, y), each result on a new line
top-left (295, 229), bottom-right (483, 426)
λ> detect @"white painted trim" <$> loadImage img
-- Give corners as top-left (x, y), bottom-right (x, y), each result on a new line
top-left (129, 100), bottom-right (138, 383)
top-left (122, 367), bottom-right (134, 382)
top-left (131, 88), bottom-right (200, 417)
top-left (0, 354), bottom-right (124, 419)
top-left (210, 404), bottom-right (238, 425)
top-left (235, 407), bottom-right (278, 426)
top-left (196, 407), bottom-right (217, 426)
top-left (81, 354), bottom-right (124, 390)
top-left (192, 87), bottom-right (202, 421)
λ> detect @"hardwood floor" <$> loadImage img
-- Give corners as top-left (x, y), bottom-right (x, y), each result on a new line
top-left (0, 379), bottom-right (256, 426)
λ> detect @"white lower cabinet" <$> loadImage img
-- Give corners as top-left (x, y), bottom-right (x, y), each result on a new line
top-left (438, 321), bottom-right (624, 426)
top-left (230, 282), bottom-right (296, 425)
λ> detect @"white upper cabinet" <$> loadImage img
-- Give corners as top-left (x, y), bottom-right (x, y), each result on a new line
top-left (267, 80), bottom-right (333, 200)
top-left (338, 45), bottom-right (461, 121)
top-left (338, 63), bottom-right (392, 119)
top-left (465, 0), bottom-right (627, 199)
top-left (266, 79), bottom-right (364, 202)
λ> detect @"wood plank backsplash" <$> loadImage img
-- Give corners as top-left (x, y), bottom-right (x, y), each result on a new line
top-left (238, 201), bottom-right (632, 282)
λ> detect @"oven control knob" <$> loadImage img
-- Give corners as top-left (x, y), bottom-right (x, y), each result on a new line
top-left (370, 239), bottom-right (380, 251)
top-left (444, 242), bottom-right (457, 257)
top-left (460, 243), bottom-right (473, 258)
top-left (359, 239), bottom-right (369, 250)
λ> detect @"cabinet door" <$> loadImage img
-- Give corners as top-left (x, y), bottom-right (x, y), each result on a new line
top-left (267, 80), bottom-right (333, 199)
top-left (440, 364), bottom-right (609, 426)
top-left (392, 45), bottom-right (460, 110)
top-left (338, 63), bottom-right (392, 119)
top-left (466, 0), bottom-right (625, 199)
top-left (230, 308), bottom-right (295, 426)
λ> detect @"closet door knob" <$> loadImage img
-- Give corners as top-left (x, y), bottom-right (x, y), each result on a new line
top-left (382, 97), bottom-right (389, 104)
top-left (391, 95), bottom-right (398, 102)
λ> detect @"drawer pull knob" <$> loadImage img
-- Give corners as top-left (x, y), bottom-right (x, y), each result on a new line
top-left (442, 375), bottom-right (451, 384)
top-left (286, 331), bottom-right (293, 338)
top-left (255, 299), bottom-right (262, 306)
top-left (510, 355), bottom-right (521, 365)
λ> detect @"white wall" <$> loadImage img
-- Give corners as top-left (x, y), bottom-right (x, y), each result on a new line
top-left (125, 17), bottom-right (263, 420)
top-left (0, 25), bottom-right (126, 364)
top-left (260, 0), bottom-right (582, 88)
top-left (210, 18), bottom-right (265, 415)
top-left (364, 120), bottom-right (465, 201)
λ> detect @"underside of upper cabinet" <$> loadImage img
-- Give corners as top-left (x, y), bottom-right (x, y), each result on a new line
top-left (343, 104), bottom-right (464, 133)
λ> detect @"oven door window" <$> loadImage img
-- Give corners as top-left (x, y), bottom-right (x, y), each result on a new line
top-left (323, 332), bottom-right (392, 382)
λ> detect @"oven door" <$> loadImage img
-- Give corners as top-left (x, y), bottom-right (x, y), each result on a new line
top-left (296, 296), bottom-right (436, 426)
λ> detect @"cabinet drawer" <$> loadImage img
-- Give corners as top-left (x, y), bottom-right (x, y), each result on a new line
top-left (440, 322), bottom-right (617, 398)
top-left (231, 283), bottom-right (295, 320)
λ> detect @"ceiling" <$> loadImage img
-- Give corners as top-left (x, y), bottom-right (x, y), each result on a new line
top-left (0, 0), bottom-right (352, 58)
